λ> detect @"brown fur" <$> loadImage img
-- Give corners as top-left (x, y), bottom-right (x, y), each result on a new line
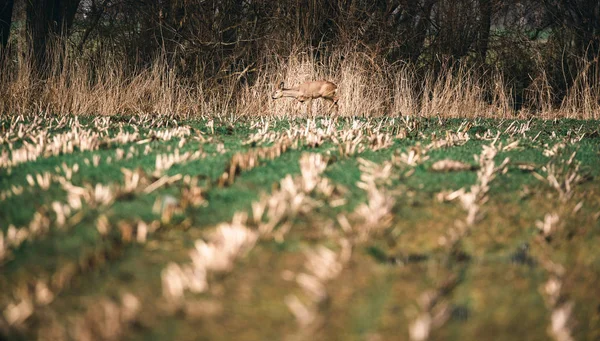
top-left (272, 81), bottom-right (339, 116)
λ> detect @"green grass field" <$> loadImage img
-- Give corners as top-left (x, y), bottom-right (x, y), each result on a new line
top-left (1, 114), bottom-right (599, 341)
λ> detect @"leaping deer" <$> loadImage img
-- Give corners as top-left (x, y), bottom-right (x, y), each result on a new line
top-left (272, 80), bottom-right (339, 116)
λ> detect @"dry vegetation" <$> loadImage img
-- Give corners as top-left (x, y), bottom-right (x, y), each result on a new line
top-left (0, 112), bottom-right (599, 340)
top-left (1, 2), bottom-right (599, 340)
top-left (1, 43), bottom-right (599, 119)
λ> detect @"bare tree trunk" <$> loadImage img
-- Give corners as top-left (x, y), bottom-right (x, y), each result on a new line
top-left (543, 0), bottom-right (600, 59)
top-left (26, 0), bottom-right (81, 70)
top-left (476, 0), bottom-right (492, 62)
top-left (0, 0), bottom-right (13, 49)
top-left (411, 0), bottom-right (435, 63)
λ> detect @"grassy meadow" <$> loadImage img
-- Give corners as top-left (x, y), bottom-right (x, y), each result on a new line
top-left (1, 113), bottom-right (599, 340)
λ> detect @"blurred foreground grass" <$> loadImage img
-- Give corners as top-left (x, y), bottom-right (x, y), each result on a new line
top-left (0, 114), bottom-right (599, 341)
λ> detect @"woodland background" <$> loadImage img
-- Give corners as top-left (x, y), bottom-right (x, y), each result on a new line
top-left (0, 0), bottom-right (599, 118)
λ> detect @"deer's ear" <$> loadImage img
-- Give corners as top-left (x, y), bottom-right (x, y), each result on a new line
top-left (279, 82), bottom-right (284, 89)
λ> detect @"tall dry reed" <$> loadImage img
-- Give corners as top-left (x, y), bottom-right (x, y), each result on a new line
top-left (1, 43), bottom-right (598, 119)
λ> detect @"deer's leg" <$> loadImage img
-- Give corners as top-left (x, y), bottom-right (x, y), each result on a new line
top-left (324, 97), bottom-right (339, 116)
top-left (295, 100), bottom-right (303, 114)
top-left (296, 97), bottom-right (306, 116)
top-left (333, 96), bottom-right (339, 115)
top-left (324, 98), bottom-right (334, 113)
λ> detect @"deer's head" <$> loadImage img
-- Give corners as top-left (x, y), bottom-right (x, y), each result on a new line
top-left (271, 82), bottom-right (285, 99)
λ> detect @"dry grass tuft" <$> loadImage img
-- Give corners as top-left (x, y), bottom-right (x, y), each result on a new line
top-left (1, 42), bottom-right (598, 118)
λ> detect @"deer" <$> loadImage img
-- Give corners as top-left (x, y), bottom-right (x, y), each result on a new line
top-left (271, 80), bottom-right (339, 116)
